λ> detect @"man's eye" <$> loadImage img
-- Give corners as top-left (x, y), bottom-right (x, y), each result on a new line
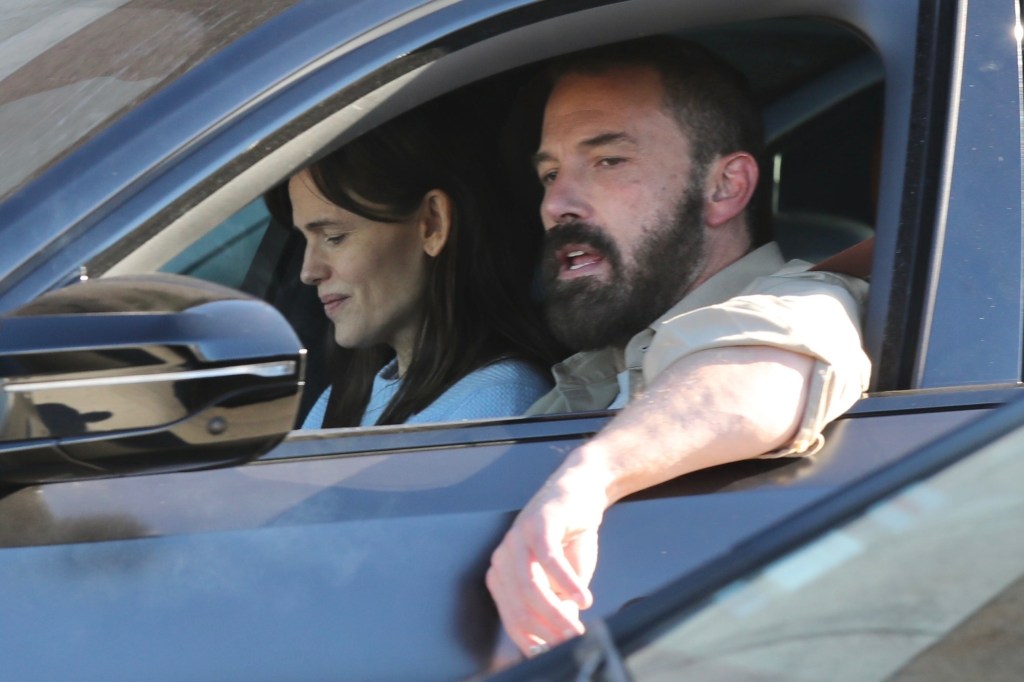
top-left (539, 169), bottom-right (558, 186)
top-left (597, 157), bottom-right (626, 167)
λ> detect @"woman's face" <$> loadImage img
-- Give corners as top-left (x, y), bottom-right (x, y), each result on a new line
top-left (289, 170), bottom-right (436, 367)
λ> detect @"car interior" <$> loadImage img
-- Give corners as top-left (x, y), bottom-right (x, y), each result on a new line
top-left (98, 14), bottom-right (886, 427)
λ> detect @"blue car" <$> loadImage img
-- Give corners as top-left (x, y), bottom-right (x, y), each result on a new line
top-left (0, 1), bottom-right (1020, 680)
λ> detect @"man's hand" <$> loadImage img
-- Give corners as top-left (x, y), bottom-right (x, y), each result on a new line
top-left (487, 346), bottom-right (817, 657)
top-left (485, 450), bottom-right (612, 655)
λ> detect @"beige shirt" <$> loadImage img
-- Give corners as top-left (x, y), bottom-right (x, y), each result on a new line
top-left (527, 243), bottom-right (871, 457)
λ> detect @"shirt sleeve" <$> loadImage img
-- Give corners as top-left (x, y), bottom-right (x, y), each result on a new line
top-left (643, 268), bottom-right (871, 457)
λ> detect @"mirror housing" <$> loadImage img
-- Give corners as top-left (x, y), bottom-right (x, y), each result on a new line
top-left (0, 274), bottom-right (304, 483)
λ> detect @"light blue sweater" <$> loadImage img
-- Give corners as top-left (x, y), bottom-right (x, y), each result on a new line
top-left (301, 357), bottom-right (552, 428)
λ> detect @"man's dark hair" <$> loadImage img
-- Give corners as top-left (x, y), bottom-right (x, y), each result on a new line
top-left (544, 36), bottom-right (771, 245)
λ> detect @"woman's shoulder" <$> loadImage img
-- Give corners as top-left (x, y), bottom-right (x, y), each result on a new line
top-left (461, 357), bottom-right (551, 384)
top-left (409, 358), bottom-right (553, 424)
top-left (441, 357), bottom-right (553, 404)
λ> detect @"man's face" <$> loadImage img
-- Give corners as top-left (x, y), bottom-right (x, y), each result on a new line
top-left (534, 66), bottom-right (709, 351)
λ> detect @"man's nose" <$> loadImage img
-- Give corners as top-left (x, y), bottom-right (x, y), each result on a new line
top-left (299, 244), bottom-right (327, 286)
top-left (540, 171), bottom-right (591, 228)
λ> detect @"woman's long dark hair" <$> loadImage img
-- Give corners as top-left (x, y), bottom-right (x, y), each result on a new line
top-left (266, 97), bottom-right (562, 426)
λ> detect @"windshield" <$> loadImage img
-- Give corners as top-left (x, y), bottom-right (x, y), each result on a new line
top-left (625, 419), bottom-right (1024, 680)
top-left (0, 0), bottom-right (300, 201)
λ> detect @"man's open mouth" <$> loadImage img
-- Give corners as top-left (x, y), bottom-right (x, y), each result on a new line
top-left (558, 245), bottom-right (605, 277)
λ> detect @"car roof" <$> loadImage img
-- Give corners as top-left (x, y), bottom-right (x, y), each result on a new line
top-left (0, 0), bottom-right (302, 201)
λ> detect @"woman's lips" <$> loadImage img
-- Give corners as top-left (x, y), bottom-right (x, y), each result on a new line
top-left (320, 294), bottom-right (350, 316)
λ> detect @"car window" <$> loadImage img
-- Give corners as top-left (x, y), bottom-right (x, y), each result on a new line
top-left (770, 83), bottom-right (882, 262)
top-left (623, 415), bottom-right (1024, 681)
top-left (0, 0), bottom-right (301, 201)
top-left (696, 20), bottom-right (882, 262)
top-left (157, 19), bottom-right (882, 278)
top-left (99, 16), bottom-right (885, 429)
top-left (159, 199), bottom-right (271, 290)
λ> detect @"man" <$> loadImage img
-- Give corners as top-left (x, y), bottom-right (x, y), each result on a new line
top-left (485, 37), bottom-right (871, 656)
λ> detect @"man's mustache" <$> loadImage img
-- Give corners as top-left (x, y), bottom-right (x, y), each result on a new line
top-left (542, 222), bottom-right (622, 277)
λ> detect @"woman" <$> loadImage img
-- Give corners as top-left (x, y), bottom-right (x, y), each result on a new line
top-left (266, 101), bottom-right (561, 428)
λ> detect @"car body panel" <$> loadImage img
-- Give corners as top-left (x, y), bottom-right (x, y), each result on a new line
top-left (489, 391), bottom-right (1024, 680)
top-left (0, 405), bottom-right (986, 679)
top-left (916, 0), bottom-right (1024, 387)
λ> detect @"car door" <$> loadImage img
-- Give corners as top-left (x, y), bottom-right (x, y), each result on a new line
top-left (0, 1), bottom-right (1021, 680)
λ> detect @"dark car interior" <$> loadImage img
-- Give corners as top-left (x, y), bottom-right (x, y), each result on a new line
top-left (158, 16), bottom-right (884, 426)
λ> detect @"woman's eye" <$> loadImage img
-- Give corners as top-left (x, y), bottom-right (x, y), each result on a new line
top-left (324, 234), bottom-right (347, 246)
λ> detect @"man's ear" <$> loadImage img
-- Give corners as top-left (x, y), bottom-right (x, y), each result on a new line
top-left (703, 152), bottom-right (758, 228)
top-left (418, 189), bottom-right (453, 257)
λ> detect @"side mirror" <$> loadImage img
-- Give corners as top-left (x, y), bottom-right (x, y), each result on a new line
top-left (0, 274), bottom-right (304, 483)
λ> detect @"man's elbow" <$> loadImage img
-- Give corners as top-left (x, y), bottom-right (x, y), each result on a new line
top-left (738, 348), bottom-right (816, 452)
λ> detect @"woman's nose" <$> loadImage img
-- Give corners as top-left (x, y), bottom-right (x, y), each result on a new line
top-left (540, 172), bottom-right (592, 228)
top-left (299, 245), bottom-right (327, 286)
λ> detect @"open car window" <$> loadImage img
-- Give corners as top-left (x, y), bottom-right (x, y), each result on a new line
top-left (98, 16), bottom-right (884, 431)
top-left (124, 17), bottom-right (884, 280)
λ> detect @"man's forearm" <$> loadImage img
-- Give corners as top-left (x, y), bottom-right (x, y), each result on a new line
top-left (486, 345), bottom-right (816, 655)
top-left (560, 344), bottom-right (814, 506)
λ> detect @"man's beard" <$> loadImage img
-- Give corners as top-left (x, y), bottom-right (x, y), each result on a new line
top-left (541, 184), bottom-right (707, 352)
